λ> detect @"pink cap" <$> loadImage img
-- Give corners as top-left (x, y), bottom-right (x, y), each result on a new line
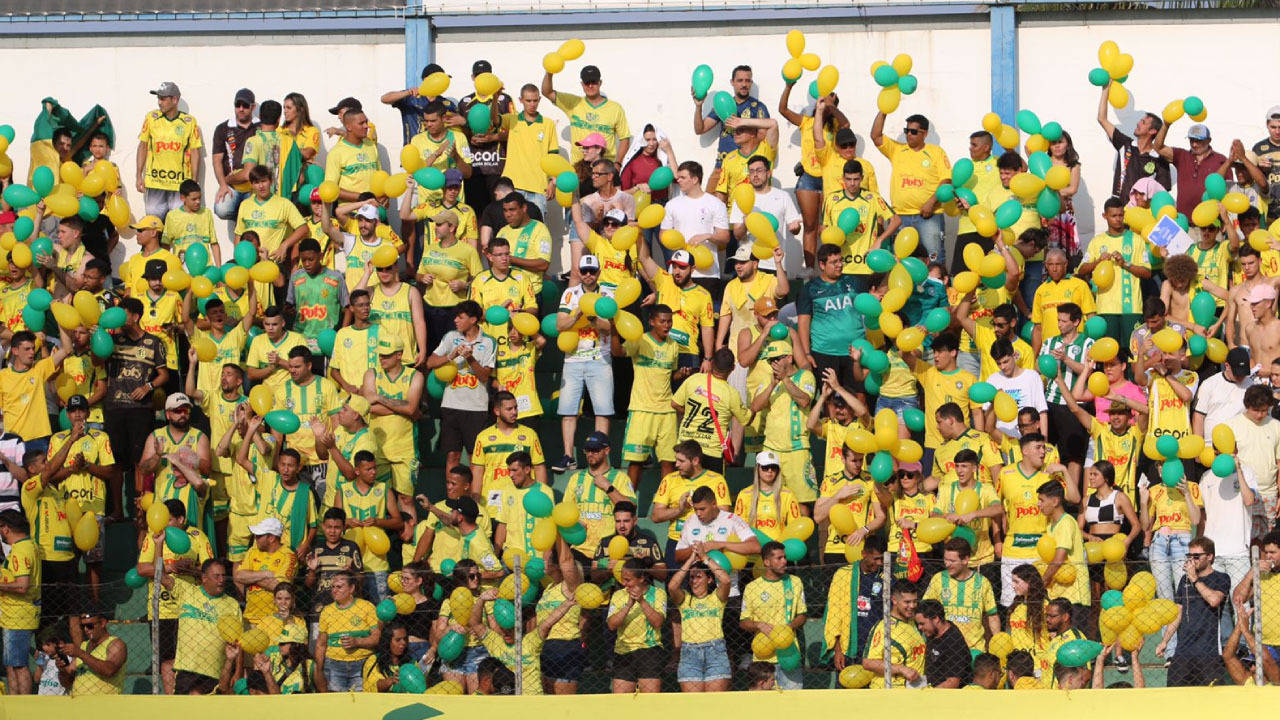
top-left (1248, 284), bottom-right (1278, 304)
top-left (898, 461), bottom-right (924, 473)
top-left (576, 132), bottom-right (607, 149)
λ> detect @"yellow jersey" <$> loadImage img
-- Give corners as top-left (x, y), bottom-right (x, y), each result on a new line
top-left (472, 424), bottom-right (545, 509)
top-left (323, 426), bottom-right (376, 507)
top-left (240, 545), bottom-right (298, 624)
top-left (719, 273), bottom-right (777, 360)
top-left (818, 472), bottom-right (877, 556)
top-left (496, 341), bottom-right (542, 419)
top-left (653, 469), bottom-right (730, 540)
top-left (999, 464), bottom-right (1054, 560)
top-left (554, 92), bottom-right (630, 162)
top-left (330, 324), bottom-right (379, 391)
top-left (59, 352), bottom-right (104, 424)
top-left (888, 491), bottom-right (935, 553)
top-left (914, 366), bottom-right (978, 449)
top-left (139, 289), bottom-right (182, 370)
top-left (21, 476), bottom-right (73, 562)
top-left (48, 428), bottom-right (115, 516)
top-left (274, 375), bottom-right (341, 466)
top-left (970, 324), bottom-right (1035, 381)
top-left (369, 364), bottom-right (419, 463)
top-left (0, 357), bottom-right (57, 441)
top-left (338, 482), bottom-right (393, 572)
top-left (500, 112), bottom-right (558, 193)
top-left (119, 249), bottom-right (180, 298)
top-left (864, 617), bottom-right (927, 687)
top-left (71, 636), bottom-right (125, 695)
top-left (733, 485), bottom-right (802, 542)
top-left (246, 330), bottom-right (307, 393)
top-left (469, 269), bottom-right (536, 339)
top-left (677, 592), bottom-right (726, 644)
top-left (821, 189), bottom-right (894, 275)
top-left (536, 582), bottom-right (582, 641)
top-left (341, 224), bottom-right (404, 292)
top-left (173, 581), bottom-right (241, 680)
top-left (318, 598), bottom-right (379, 661)
top-left (1187, 240), bottom-right (1232, 307)
top-left (200, 391), bottom-right (246, 482)
top-left (623, 332), bottom-right (678, 414)
top-left (583, 229), bottom-right (639, 292)
top-left (933, 479), bottom-right (1001, 565)
top-left (138, 110), bottom-right (202, 191)
top-left (324, 138), bottom-right (381, 194)
top-left (608, 584), bottom-right (666, 653)
top-left (417, 239), bottom-right (483, 308)
top-left (409, 128), bottom-right (471, 207)
top-left (652, 270), bottom-right (714, 355)
top-left (162, 207), bottom-right (217, 257)
top-left (418, 511), bottom-right (495, 574)
top-left (562, 468), bottom-right (636, 554)
top-left (236, 194), bottom-right (305, 255)
top-left (923, 570), bottom-right (998, 647)
top-left (480, 630), bottom-right (544, 695)
top-left (875, 138), bottom-right (950, 215)
top-left (1045, 513), bottom-right (1090, 605)
top-left (139, 527), bottom-right (215, 620)
top-left (1085, 231), bottom-right (1149, 316)
top-left (956, 157), bottom-right (1002, 234)
top-left (1030, 277), bottom-right (1095, 339)
top-left (932, 429), bottom-right (1002, 484)
top-left (1147, 370), bottom-right (1199, 441)
top-left (715, 140), bottom-right (777, 199)
top-left (496, 221), bottom-right (552, 295)
top-left (673, 372), bottom-right (753, 457)
top-left (818, 147), bottom-right (881, 200)
top-left (1147, 482), bottom-right (1203, 534)
top-left (1088, 420), bottom-right (1142, 502)
top-left (367, 283), bottom-right (420, 362)
top-left (192, 325), bottom-right (247, 403)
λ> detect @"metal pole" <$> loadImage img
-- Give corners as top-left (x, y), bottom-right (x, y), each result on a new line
top-left (1252, 546), bottom-right (1265, 687)
top-left (152, 551), bottom-right (163, 694)
top-left (881, 549), bottom-right (893, 688)
top-left (513, 555), bottom-right (523, 696)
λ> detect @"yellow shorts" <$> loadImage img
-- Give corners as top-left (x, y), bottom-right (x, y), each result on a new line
top-left (378, 457), bottom-right (418, 496)
top-left (209, 471), bottom-right (231, 520)
top-left (768, 446), bottom-right (818, 502)
top-left (227, 512), bottom-right (256, 562)
top-left (622, 411), bottom-right (678, 464)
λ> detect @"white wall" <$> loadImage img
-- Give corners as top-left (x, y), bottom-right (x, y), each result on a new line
top-left (0, 32), bottom-right (406, 260)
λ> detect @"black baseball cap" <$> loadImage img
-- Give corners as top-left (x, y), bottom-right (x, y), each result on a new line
top-left (143, 259), bottom-right (167, 279)
top-left (1226, 347), bottom-right (1252, 378)
top-left (446, 497), bottom-right (479, 522)
top-left (835, 128), bottom-right (857, 147)
top-left (328, 97), bottom-right (363, 115)
top-left (580, 65), bottom-right (602, 83)
top-left (67, 395), bottom-right (89, 412)
top-left (234, 88), bottom-right (255, 106)
top-left (583, 431), bottom-right (611, 451)
top-left (472, 60), bottom-right (492, 76)
top-left (421, 63), bottom-right (448, 79)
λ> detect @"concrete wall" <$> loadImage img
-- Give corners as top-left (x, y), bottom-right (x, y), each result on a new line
top-left (0, 31), bottom-right (405, 262)
top-left (2, 11), bottom-right (1277, 266)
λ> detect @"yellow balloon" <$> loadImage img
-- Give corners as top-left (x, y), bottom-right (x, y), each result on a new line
top-left (784, 516), bottom-right (815, 542)
top-left (981, 112), bottom-right (1003, 134)
top-left (543, 52), bottom-right (566, 74)
top-left (399, 146), bottom-right (423, 174)
top-left (1025, 134), bottom-right (1049, 155)
top-left (191, 335), bottom-right (217, 363)
top-left (1089, 337), bottom-right (1119, 362)
top-left (1161, 99), bottom-right (1186, 126)
top-left (781, 58), bottom-right (803, 83)
top-left (558, 38), bottom-right (585, 60)
top-left (997, 124), bottom-right (1020, 150)
top-left (510, 312), bottom-right (539, 337)
top-left (247, 260), bottom-right (277, 284)
top-left (240, 627), bottom-right (270, 654)
top-left (387, 571), bottom-right (405, 596)
top-left (893, 439), bottom-right (923, 463)
top-left (993, 391), bottom-right (1017, 423)
top-left (1206, 337), bottom-right (1228, 364)
top-left (1104, 560), bottom-right (1128, 589)
top-left (1107, 53), bottom-right (1134, 79)
top-left (1044, 165), bottom-right (1072, 191)
top-left (954, 489), bottom-right (979, 515)
top-left (1175, 434), bottom-right (1205, 461)
top-left (607, 535), bottom-right (630, 560)
top-left (161, 269), bottom-right (189, 292)
top-left (610, 225), bottom-right (640, 252)
top-left (896, 326), bottom-right (925, 353)
top-left (895, 226), bottom-right (919, 258)
top-left (614, 278), bottom-right (642, 308)
top-left (890, 53), bottom-right (913, 77)
top-left (1108, 82), bottom-right (1129, 109)
top-left (660, 229), bottom-right (686, 251)
top-left (962, 243), bottom-right (985, 272)
top-left (768, 624), bottom-right (796, 649)
top-left (1055, 562), bottom-right (1077, 585)
top-left (877, 86), bottom-right (901, 115)
top-left (51, 302), bottom-right (82, 330)
top-left (249, 384), bottom-right (274, 416)
top-left (635, 204), bottom-right (664, 230)
top-left (104, 194), bottom-right (130, 228)
top-left (1009, 172), bottom-right (1045, 201)
top-left (317, 180), bottom-right (340, 204)
top-left (384, 173), bottom-right (409, 198)
top-left (1101, 605), bottom-right (1132, 633)
top-left (881, 286), bottom-right (910, 313)
top-left (816, 65), bottom-right (839, 97)
top-left (951, 271), bottom-right (979, 296)
top-left (1037, 533), bottom-right (1058, 563)
top-left (530, 518), bottom-right (557, 552)
top-left (968, 205), bottom-right (997, 237)
top-left (798, 52), bottom-right (821, 71)
top-left (1191, 200), bottom-right (1220, 228)
top-left (364, 526), bottom-right (390, 555)
top-left (552, 501), bottom-right (580, 528)
top-left (915, 517), bottom-right (956, 544)
top-left (733, 184), bottom-right (756, 215)
top-left (1212, 424), bottom-right (1236, 454)
top-left (217, 614), bottom-right (244, 643)
top-left (828, 504), bottom-right (856, 535)
top-left (752, 632), bottom-right (777, 659)
top-left (474, 73), bottom-right (502, 97)
top-left (1223, 192), bottom-right (1250, 215)
top-left (1085, 541), bottom-right (1103, 564)
top-left (146, 500), bottom-right (169, 535)
top-left (419, 72), bottom-right (450, 97)
top-left (574, 583), bottom-right (604, 609)
top-left (0, 153), bottom-right (10, 179)
top-left (497, 572), bottom-right (529, 601)
top-left (1087, 372), bottom-right (1110, 397)
top-left (978, 252), bottom-right (1005, 278)
top-left (745, 212), bottom-right (777, 244)
top-left (878, 311), bottom-right (903, 338)
top-left (58, 160), bottom-right (83, 189)
top-left (819, 226), bottom-right (844, 247)
top-left (1152, 327), bottom-right (1183, 353)
top-left (785, 29), bottom-right (805, 58)
top-left (73, 290), bottom-right (101, 326)
top-left (690, 245), bottom-right (714, 270)
top-left (369, 244), bottom-right (397, 269)
top-left (614, 310), bottom-right (643, 342)
top-left (1092, 259), bottom-right (1116, 291)
top-left (73, 512), bottom-right (99, 551)
top-left (434, 363), bottom-right (459, 384)
top-left (9, 242), bottom-right (31, 269)
top-left (556, 330), bottom-right (580, 354)
top-left (224, 266), bottom-right (249, 290)
top-left (845, 428), bottom-right (877, 454)
top-left (1098, 40), bottom-right (1120, 66)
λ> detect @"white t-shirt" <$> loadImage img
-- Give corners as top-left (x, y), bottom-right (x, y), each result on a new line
top-left (557, 283), bottom-right (615, 363)
top-left (1200, 470), bottom-right (1253, 561)
top-left (1193, 371), bottom-right (1254, 440)
top-left (662, 192), bottom-right (730, 278)
top-left (987, 370), bottom-right (1048, 438)
top-left (676, 509), bottom-right (754, 550)
top-left (433, 330), bottom-right (497, 412)
top-left (729, 186), bottom-right (800, 274)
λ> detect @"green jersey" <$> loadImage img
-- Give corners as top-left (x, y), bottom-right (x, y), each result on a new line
top-left (797, 276), bottom-right (863, 356)
top-left (286, 268), bottom-right (348, 349)
top-left (243, 129), bottom-right (282, 192)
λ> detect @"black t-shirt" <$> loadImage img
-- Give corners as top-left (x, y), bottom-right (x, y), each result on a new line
top-left (310, 538), bottom-right (364, 613)
top-left (480, 202), bottom-right (543, 237)
top-left (404, 597), bottom-right (441, 639)
top-left (458, 92), bottom-right (514, 175)
top-left (82, 215), bottom-right (115, 270)
top-left (104, 331), bottom-right (165, 410)
top-left (594, 528), bottom-right (664, 568)
top-left (1252, 138), bottom-right (1280, 222)
top-left (1109, 129), bottom-right (1172, 199)
top-left (212, 120), bottom-right (259, 176)
top-left (926, 623), bottom-right (973, 687)
top-left (1173, 570), bottom-right (1230, 657)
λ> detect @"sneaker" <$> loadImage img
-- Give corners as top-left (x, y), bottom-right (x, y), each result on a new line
top-left (551, 455), bottom-right (576, 473)
top-left (1114, 653), bottom-right (1129, 674)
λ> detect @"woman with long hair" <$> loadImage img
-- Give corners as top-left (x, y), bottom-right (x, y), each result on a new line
top-left (362, 623), bottom-right (412, 692)
top-left (1047, 130), bottom-right (1082, 262)
top-left (267, 622), bottom-right (315, 694)
top-left (876, 467), bottom-right (934, 578)
top-left (281, 92), bottom-right (319, 162)
top-left (733, 451), bottom-right (802, 543)
top-left (254, 582), bottom-right (307, 662)
top-left (432, 559), bottom-right (488, 693)
top-left (1008, 563), bottom-right (1049, 675)
top-left (399, 562), bottom-right (440, 662)
top-left (668, 546), bottom-right (732, 692)
top-left (315, 570), bottom-right (380, 693)
top-left (1080, 460), bottom-right (1139, 669)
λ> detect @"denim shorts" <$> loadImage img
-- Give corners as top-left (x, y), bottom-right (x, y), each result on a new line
top-left (363, 571), bottom-right (389, 604)
top-left (443, 645), bottom-right (489, 676)
top-left (558, 358), bottom-right (615, 417)
top-left (324, 657), bottom-right (364, 691)
top-left (3, 628), bottom-right (31, 667)
top-left (677, 638), bottom-right (731, 683)
top-left (796, 173), bottom-right (824, 192)
top-left (876, 394), bottom-right (919, 416)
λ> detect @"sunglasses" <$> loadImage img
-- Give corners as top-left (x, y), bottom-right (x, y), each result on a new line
top-left (235, 101), bottom-right (252, 109)
top-left (1187, 552), bottom-right (1206, 559)
top-left (837, 142), bottom-right (856, 149)
top-left (579, 267), bottom-right (599, 274)
top-left (903, 128), bottom-right (924, 135)
top-left (591, 171), bottom-right (611, 177)
top-left (466, 572), bottom-right (480, 579)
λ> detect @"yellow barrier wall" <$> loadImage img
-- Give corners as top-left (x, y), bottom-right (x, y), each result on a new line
top-left (4, 687), bottom-right (1280, 720)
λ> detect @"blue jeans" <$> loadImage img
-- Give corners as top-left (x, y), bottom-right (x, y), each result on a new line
top-left (558, 358), bottom-right (615, 416)
top-left (899, 214), bottom-right (945, 267)
top-left (214, 189), bottom-right (248, 220)
top-left (323, 657), bottom-right (364, 692)
top-left (363, 571), bottom-right (389, 604)
top-left (1151, 531), bottom-right (1191, 655)
top-left (1020, 260), bottom-right (1045, 311)
top-left (3, 628), bottom-right (31, 667)
top-left (443, 645), bottom-right (488, 676)
top-left (677, 638), bottom-right (731, 683)
top-left (774, 661), bottom-right (804, 689)
top-left (518, 189), bottom-right (548, 216)
top-left (23, 436), bottom-right (48, 455)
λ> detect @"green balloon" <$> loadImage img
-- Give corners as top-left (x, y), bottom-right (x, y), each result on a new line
top-left (838, 207), bottom-right (861, 234)
top-left (90, 328), bottom-right (115, 358)
top-left (555, 171), bottom-right (579, 194)
top-left (691, 64), bottom-right (714, 100)
top-left (969, 381), bottom-right (996, 404)
top-left (1183, 96), bottom-right (1205, 117)
top-left (863, 372), bottom-right (881, 396)
top-left (203, 265), bottom-right (224, 285)
top-left (1204, 173), bottom-right (1226, 201)
top-left (12, 216), bottom-right (33, 242)
top-left (903, 408), bottom-right (925, 432)
top-left (1027, 151), bottom-right (1053, 179)
top-left (995, 199), bottom-right (1023, 229)
top-left (21, 306), bottom-right (45, 333)
top-left (1041, 121), bottom-right (1063, 142)
top-left (712, 91), bottom-right (737, 123)
top-left (866, 249), bottom-right (895, 273)
top-left (414, 167), bottom-right (445, 190)
top-left (376, 598), bottom-right (398, 623)
top-left (124, 567), bottom-right (146, 589)
top-left (265, 409), bottom-right (302, 435)
top-left (954, 188), bottom-right (978, 207)
top-left (707, 550), bottom-right (732, 574)
top-left (853, 292), bottom-right (882, 318)
top-left (164, 526), bottom-right (191, 555)
top-left (317, 329), bottom-right (337, 356)
top-left (1212, 454), bottom-right (1236, 477)
top-left (98, 306), bottom-right (126, 329)
top-left (561, 523), bottom-right (587, 545)
top-left (1037, 354), bottom-right (1059, 378)
top-left (872, 64), bottom-right (899, 88)
top-left (521, 487), bottom-right (553, 518)
top-left (1100, 589), bottom-right (1124, 609)
top-left (440, 559), bottom-right (457, 576)
top-left (951, 158), bottom-right (974, 188)
top-left (1156, 434), bottom-right (1180, 460)
top-left (649, 166), bottom-right (674, 191)
top-left (26, 288), bottom-right (52, 312)
top-left (32, 166), bottom-right (55, 197)
top-left (524, 557), bottom-right (546, 582)
top-left (1015, 109), bottom-right (1041, 136)
top-left (897, 74), bottom-right (918, 96)
top-left (1056, 639), bottom-right (1104, 668)
top-left (1084, 316), bottom-right (1107, 340)
top-left (594, 296), bottom-right (618, 320)
top-left (1161, 458), bottom-right (1184, 487)
top-left (924, 307), bottom-right (951, 333)
top-left (234, 240), bottom-right (258, 268)
top-left (902, 257), bottom-right (928, 285)
top-left (398, 661), bottom-right (427, 693)
top-left (185, 243), bottom-right (210, 276)
top-left (305, 164), bottom-right (325, 186)
top-left (1190, 291), bottom-right (1217, 327)
top-left (2, 184), bottom-right (39, 209)
top-left (861, 349), bottom-right (889, 374)
top-left (58, 408), bottom-right (69, 431)
top-left (30, 236), bottom-right (54, 261)
top-left (869, 451), bottom-right (894, 483)
top-left (951, 526), bottom-right (977, 549)
top-left (492, 599), bottom-right (516, 629)
top-left (782, 538), bottom-right (807, 563)
top-left (1188, 335), bottom-right (1206, 358)
top-left (438, 630), bottom-right (466, 663)
top-left (78, 196), bottom-right (101, 222)
top-left (769, 323), bottom-right (789, 340)
top-left (1036, 188), bottom-right (1061, 218)
top-left (936, 184), bottom-right (955, 203)
top-left (485, 305), bottom-right (510, 326)
top-left (467, 103), bottom-right (492, 134)
top-left (1088, 67), bottom-right (1110, 86)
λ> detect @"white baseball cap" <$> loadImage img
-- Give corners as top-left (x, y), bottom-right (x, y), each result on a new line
top-left (756, 450), bottom-right (781, 468)
top-left (249, 517), bottom-right (284, 536)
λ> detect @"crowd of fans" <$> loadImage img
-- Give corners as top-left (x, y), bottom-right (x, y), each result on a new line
top-left (1, 37), bottom-right (1280, 696)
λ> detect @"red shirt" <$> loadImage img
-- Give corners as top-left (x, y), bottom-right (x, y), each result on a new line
top-left (621, 153), bottom-right (668, 203)
top-left (1171, 147), bottom-right (1227, 217)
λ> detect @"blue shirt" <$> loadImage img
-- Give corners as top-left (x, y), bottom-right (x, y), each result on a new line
top-left (392, 95), bottom-right (459, 144)
top-left (707, 96), bottom-right (770, 166)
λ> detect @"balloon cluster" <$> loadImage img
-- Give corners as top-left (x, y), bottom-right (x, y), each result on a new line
top-left (0, 125), bottom-right (13, 179)
top-left (1097, 570), bottom-right (1178, 649)
top-left (542, 38), bottom-right (585, 75)
top-left (1088, 40), bottom-right (1135, 109)
top-left (779, 30), bottom-right (825, 97)
top-left (1161, 95), bottom-right (1208, 126)
top-left (869, 54), bottom-right (917, 114)
top-left (751, 623), bottom-right (803, 671)
top-left (1187, 173), bottom-right (1247, 228)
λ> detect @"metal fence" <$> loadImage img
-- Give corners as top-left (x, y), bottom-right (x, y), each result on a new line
top-left (25, 545), bottom-right (1275, 695)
